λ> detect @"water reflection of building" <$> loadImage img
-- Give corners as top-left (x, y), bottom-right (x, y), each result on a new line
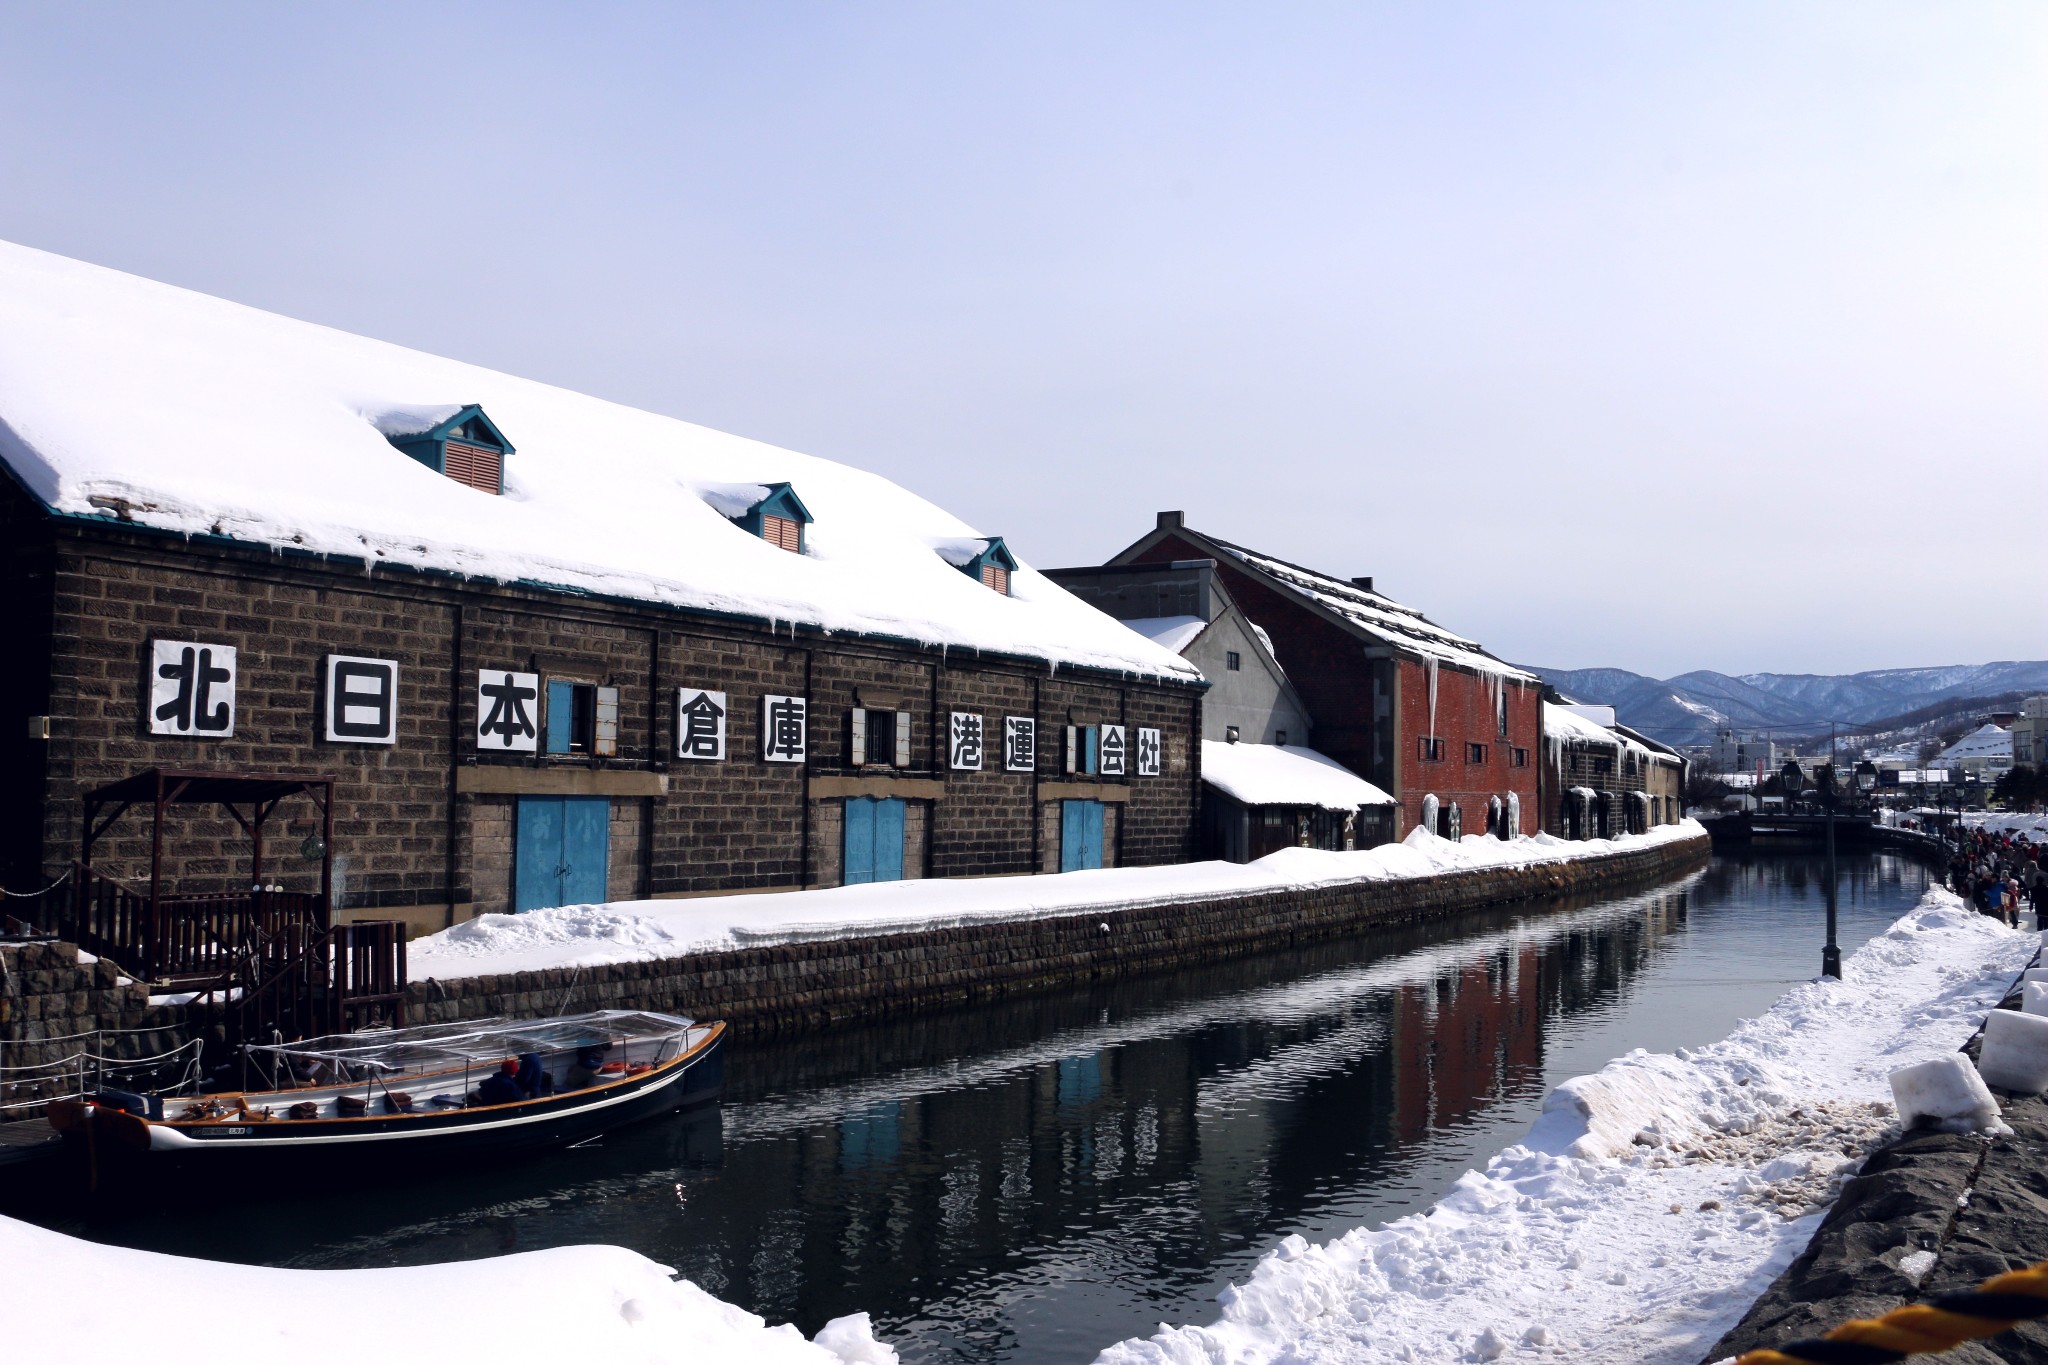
top-left (653, 889), bottom-right (1700, 1352)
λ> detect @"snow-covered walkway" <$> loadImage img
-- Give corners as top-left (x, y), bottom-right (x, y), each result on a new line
top-left (1094, 888), bottom-right (2032, 1365)
top-left (410, 820), bottom-right (1707, 981)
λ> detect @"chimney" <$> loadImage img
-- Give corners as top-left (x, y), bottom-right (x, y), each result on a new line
top-left (1157, 510), bottom-right (1184, 530)
top-left (1351, 575), bottom-right (1374, 593)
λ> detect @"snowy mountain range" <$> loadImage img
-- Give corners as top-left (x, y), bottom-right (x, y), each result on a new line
top-left (1522, 661), bottom-right (2048, 748)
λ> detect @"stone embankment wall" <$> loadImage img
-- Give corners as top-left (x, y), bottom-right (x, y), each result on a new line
top-left (0, 940), bottom-right (187, 1115)
top-left (407, 832), bottom-right (1711, 1038)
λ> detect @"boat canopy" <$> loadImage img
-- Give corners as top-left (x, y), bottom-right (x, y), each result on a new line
top-left (242, 1010), bottom-right (694, 1075)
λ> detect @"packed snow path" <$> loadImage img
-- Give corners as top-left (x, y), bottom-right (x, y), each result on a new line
top-left (410, 821), bottom-right (1705, 981)
top-left (1093, 889), bottom-right (2031, 1365)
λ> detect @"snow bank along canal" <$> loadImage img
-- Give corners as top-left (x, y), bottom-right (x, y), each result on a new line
top-left (8, 850), bottom-right (1953, 1364)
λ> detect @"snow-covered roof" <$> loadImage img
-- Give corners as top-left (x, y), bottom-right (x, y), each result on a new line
top-left (1543, 702), bottom-right (1621, 747)
top-left (1122, 614), bottom-right (1210, 654)
top-left (1936, 725), bottom-right (2012, 763)
top-left (0, 241), bottom-right (1199, 682)
top-left (1200, 740), bottom-right (1395, 811)
top-left (1203, 536), bottom-right (1534, 681)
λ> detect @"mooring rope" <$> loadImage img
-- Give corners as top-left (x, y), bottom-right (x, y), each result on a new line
top-left (1738, 1259), bottom-right (2048, 1363)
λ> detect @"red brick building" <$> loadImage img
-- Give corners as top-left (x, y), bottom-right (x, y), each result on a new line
top-left (1097, 514), bottom-right (1541, 839)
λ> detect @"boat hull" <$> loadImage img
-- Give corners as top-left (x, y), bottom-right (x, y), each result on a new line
top-left (55, 1020), bottom-right (725, 1171)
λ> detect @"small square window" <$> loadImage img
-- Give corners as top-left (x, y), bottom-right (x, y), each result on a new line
top-left (1225, 651), bottom-right (1241, 671)
top-left (1419, 737), bottom-right (1444, 762)
top-left (864, 710), bottom-right (897, 766)
top-left (1512, 747), bottom-right (1529, 768)
top-left (1466, 742), bottom-right (1487, 764)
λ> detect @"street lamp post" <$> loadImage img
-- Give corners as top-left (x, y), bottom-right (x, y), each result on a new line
top-left (1784, 759), bottom-right (1843, 979)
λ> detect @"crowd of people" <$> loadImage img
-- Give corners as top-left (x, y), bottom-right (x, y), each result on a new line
top-left (1946, 825), bottom-right (2042, 928)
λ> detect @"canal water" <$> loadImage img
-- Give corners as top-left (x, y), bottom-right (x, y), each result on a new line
top-left (14, 849), bottom-right (1935, 1364)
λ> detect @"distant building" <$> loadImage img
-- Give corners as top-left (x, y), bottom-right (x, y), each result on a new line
top-left (1933, 724), bottom-right (2014, 780)
top-left (1041, 559), bottom-right (1310, 747)
top-left (1709, 728), bottom-right (1778, 776)
top-left (1064, 513), bottom-right (1541, 841)
top-left (1540, 703), bottom-right (1686, 837)
top-left (2010, 697), bottom-right (2048, 771)
top-left (1043, 558), bottom-right (1396, 859)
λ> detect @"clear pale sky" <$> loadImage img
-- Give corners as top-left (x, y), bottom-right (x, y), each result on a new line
top-left (3, 4), bottom-right (2042, 677)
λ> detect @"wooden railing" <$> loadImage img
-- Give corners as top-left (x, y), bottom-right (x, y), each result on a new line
top-left (65, 865), bottom-right (404, 1040)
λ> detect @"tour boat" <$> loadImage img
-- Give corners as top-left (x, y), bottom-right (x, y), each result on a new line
top-left (46, 1009), bottom-right (725, 1164)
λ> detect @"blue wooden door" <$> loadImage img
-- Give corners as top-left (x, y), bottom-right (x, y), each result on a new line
top-left (843, 797), bottom-right (905, 884)
top-left (1060, 799), bottom-right (1104, 872)
top-left (515, 795), bottom-right (610, 911)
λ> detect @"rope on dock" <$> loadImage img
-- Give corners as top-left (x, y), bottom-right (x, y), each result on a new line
top-left (1738, 1259), bottom-right (2048, 1363)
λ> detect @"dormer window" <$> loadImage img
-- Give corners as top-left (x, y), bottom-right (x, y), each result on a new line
top-left (936, 536), bottom-right (1019, 596)
top-left (704, 482), bottom-right (813, 554)
top-left (373, 404), bottom-right (514, 495)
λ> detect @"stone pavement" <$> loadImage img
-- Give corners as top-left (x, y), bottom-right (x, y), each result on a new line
top-left (1707, 980), bottom-right (2048, 1364)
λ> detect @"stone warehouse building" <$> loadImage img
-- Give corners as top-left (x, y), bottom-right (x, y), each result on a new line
top-left (0, 242), bottom-right (1204, 938)
top-left (1538, 701), bottom-right (1687, 838)
top-left (1080, 514), bottom-right (1541, 840)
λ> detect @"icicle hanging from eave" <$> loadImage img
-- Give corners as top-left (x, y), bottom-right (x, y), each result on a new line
top-left (1425, 655), bottom-right (1439, 743)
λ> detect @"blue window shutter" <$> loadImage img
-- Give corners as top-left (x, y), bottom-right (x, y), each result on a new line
top-left (546, 680), bottom-right (576, 754)
top-left (1083, 726), bottom-right (1099, 775)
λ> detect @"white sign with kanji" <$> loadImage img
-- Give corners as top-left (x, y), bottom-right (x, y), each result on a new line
top-left (675, 688), bottom-right (729, 761)
top-left (1099, 724), bottom-right (1128, 777)
top-left (149, 640), bottom-right (236, 737)
top-left (1004, 716), bottom-right (1036, 772)
top-left (949, 712), bottom-right (984, 770)
top-left (762, 694), bottom-right (807, 763)
top-left (475, 669), bottom-right (539, 752)
top-left (325, 655), bottom-right (398, 744)
top-left (1136, 726), bottom-right (1162, 777)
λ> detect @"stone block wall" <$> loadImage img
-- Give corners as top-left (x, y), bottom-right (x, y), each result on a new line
top-left (0, 940), bottom-right (188, 1116)
top-left (406, 831), bottom-right (1711, 1040)
top-left (3, 493), bottom-right (1203, 938)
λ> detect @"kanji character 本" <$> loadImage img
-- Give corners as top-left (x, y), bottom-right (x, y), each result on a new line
top-left (1004, 716), bottom-right (1036, 772)
top-left (950, 712), bottom-right (984, 770)
top-left (676, 688), bottom-right (729, 761)
top-left (1136, 727), bottom-right (1161, 777)
top-left (477, 670), bottom-right (539, 751)
top-left (762, 694), bottom-right (807, 763)
top-left (1099, 724), bottom-right (1127, 776)
top-left (149, 640), bottom-right (236, 736)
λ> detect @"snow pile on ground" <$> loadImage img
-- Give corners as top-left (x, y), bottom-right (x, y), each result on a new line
top-left (1095, 890), bottom-right (2031, 1365)
top-left (410, 821), bottom-right (1706, 980)
top-left (1199, 740), bottom-right (1396, 811)
top-left (1965, 811), bottom-right (2048, 838)
top-left (1, 1213), bottom-right (894, 1365)
top-left (0, 240), bottom-right (1195, 681)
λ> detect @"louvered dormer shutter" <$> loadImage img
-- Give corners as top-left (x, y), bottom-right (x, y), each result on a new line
top-left (443, 440), bottom-right (502, 494)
